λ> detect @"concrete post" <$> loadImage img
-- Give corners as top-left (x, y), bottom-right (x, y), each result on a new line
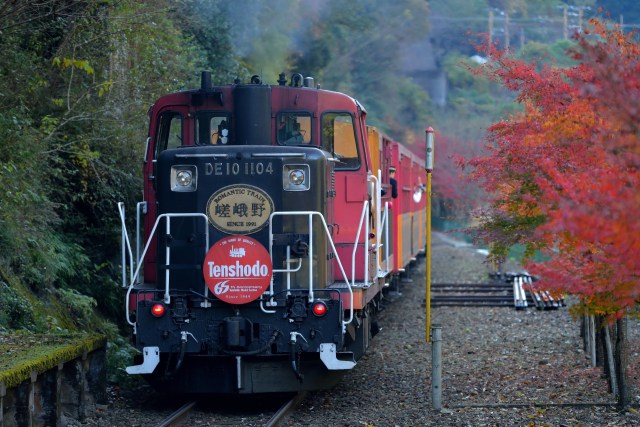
top-left (431, 324), bottom-right (442, 410)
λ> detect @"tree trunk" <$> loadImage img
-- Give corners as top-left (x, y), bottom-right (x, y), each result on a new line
top-left (595, 315), bottom-right (604, 368)
top-left (614, 317), bottom-right (629, 409)
top-left (604, 324), bottom-right (618, 396)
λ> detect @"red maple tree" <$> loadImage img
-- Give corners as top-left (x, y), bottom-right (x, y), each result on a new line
top-left (464, 19), bottom-right (640, 318)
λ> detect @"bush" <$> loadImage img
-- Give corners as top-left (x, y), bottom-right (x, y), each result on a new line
top-left (56, 288), bottom-right (97, 328)
top-left (0, 282), bottom-right (35, 331)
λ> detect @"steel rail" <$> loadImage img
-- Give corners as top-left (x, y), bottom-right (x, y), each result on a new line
top-left (155, 400), bottom-right (197, 427)
top-left (264, 392), bottom-right (306, 427)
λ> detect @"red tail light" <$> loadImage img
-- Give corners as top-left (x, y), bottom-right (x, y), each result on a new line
top-left (151, 303), bottom-right (166, 317)
top-left (312, 301), bottom-right (328, 317)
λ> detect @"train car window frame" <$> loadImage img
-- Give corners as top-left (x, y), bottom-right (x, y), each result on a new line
top-left (321, 111), bottom-right (361, 170)
top-left (276, 112), bottom-right (312, 146)
top-left (155, 111), bottom-right (183, 159)
top-left (195, 112), bottom-right (231, 145)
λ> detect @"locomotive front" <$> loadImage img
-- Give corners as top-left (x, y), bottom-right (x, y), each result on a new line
top-left (120, 73), bottom-right (360, 394)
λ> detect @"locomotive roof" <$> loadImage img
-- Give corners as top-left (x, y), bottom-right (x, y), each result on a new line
top-left (149, 76), bottom-right (366, 115)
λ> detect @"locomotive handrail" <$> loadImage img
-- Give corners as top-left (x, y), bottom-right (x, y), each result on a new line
top-left (369, 172), bottom-right (380, 274)
top-left (267, 211), bottom-right (354, 327)
top-left (272, 246), bottom-right (304, 288)
top-left (368, 170), bottom-right (390, 278)
top-left (121, 211), bottom-right (209, 328)
top-left (352, 200), bottom-right (370, 293)
top-left (135, 201), bottom-right (147, 284)
top-left (383, 201), bottom-right (390, 273)
top-left (118, 202), bottom-right (135, 288)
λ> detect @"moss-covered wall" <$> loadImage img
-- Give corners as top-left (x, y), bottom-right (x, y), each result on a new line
top-left (0, 334), bottom-right (105, 389)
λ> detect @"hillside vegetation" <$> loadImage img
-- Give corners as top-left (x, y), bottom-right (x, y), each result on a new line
top-left (0, 0), bottom-right (634, 349)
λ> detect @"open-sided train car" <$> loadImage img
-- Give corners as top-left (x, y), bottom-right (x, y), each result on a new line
top-left (118, 72), bottom-right (426, 394)
top-left (367, 127), bottom-right (427, 290)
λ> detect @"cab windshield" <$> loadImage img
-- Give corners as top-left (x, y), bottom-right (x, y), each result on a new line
top-left (321, 112), bottom-right (360, 170)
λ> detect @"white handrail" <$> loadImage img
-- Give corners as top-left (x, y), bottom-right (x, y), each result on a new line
top-left (268, 211), bottom-right (354, 326)
top-left (368, 170), bottom-right (392, 278)
top-left (118, 202), bottom-right (135, 287)
top-left (351, 201), bottom-right (370, 291)
top-left (122, 207), bottom-right (360, 329)
top-left (121, 211), bottom-right (209, 327)
top-left (384, 201), bottom-right (390, 271)
top-left (135, 202), bottom-right (147, 284)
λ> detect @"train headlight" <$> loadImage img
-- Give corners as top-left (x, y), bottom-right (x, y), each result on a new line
top-left (289, 169), bottom-right (305, 185)
top-left (283, 164), bottom-right (310, 191)
top-left (177, 170), bottom-right (192, 186)
top-left (171, 165), bottom-right (197, 192)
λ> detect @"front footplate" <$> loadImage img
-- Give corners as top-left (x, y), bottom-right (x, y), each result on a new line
top-left (126, 346), bottom-right (160, 374)
top-left (319, 343), bottom-right (356, 370)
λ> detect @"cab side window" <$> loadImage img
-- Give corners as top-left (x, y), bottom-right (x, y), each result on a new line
top-left (155, 112), bottom-right (182, 158)
top-left (321, 112), bottom-right (360, 170)
top-left (196, 113), bottom-right (231, 145)
top-left (277, 112), bottom-right (311, 145)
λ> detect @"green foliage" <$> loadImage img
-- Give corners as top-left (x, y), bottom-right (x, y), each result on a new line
top-left (0, 282), bottom-right (35, 331)
top-left (292, 0), bottom-right (432, 139)
top-left (0, 0), bottom-right (229, 337)
top-left (56, 288), bottom-right (98, 328)
top-left (220, 0), bottom-right (302, 82)
top-left (519, 39), bottom-right (577, 68)
top-left (106, 333), bottom-right (144, 387)
top-left (446, 53), bottom-right (517, 114)
top-left (430, 0), bottom-right (489, 57)
top-left (173, 0), bottom-right (246, 83)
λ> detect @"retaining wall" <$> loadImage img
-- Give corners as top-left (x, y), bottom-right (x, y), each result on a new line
top-left (0, 335), bottom-right (106, 427)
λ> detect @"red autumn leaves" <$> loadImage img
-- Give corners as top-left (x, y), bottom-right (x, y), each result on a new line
top-left (466, 19), bottom-right (640, 317)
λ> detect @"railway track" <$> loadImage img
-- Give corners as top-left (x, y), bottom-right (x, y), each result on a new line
top-left (430, 276), bottom-right (565, 309)
top-left (154, 392), bottom-right (305, 427)
top-left (430, 282), bottom-right (515, 307)
top-left (264, 392), bottom-right (307, 427)
top-left (155, 400), bottom-right (197, 427)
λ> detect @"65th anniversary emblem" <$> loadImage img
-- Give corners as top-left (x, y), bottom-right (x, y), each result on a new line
top-left (202, 235), bottom-right (273, 304)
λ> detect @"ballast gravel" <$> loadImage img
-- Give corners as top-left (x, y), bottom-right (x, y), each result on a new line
top-left (285, 231), bottom-right (640, 427)
top-left (79, 231), bottom-right (639, 426)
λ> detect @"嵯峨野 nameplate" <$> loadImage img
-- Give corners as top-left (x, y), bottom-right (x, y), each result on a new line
top-left (206, 184), bottom-right (274, 234)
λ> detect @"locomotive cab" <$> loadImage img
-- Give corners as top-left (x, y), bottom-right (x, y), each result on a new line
top-left (119, 72), bottom-right (393, 394)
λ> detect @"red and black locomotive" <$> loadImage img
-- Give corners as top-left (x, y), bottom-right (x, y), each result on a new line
top-left (119, 72), bottom-right (426, 394)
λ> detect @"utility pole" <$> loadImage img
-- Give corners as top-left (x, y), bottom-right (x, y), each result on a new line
top-left (488, 10), bottom-right (493, 44)
top-left (563, 5), bottom-right (568, 39)
top-left (505, 12), bottom-right (510, 49)
top-left (579, 6), bottom-right (583, 33)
